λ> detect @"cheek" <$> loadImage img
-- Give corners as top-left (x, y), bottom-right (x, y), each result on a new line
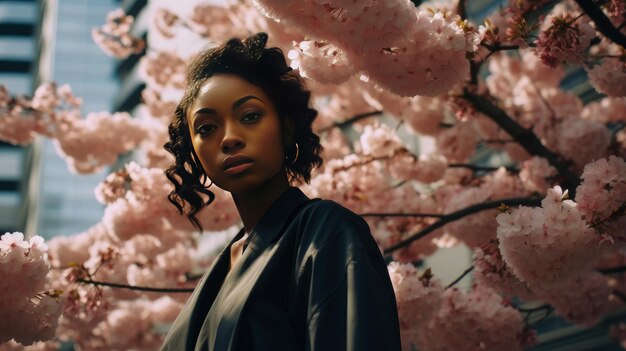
top-left (191, 141), bottom-right (215, 175)
top-left (264, 121), bottom-right (285, 160)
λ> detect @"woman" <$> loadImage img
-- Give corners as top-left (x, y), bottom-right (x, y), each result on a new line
top-left (161, 32), bottom-right (402, 351)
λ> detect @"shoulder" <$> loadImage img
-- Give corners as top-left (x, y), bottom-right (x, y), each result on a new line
top-left (299, 199), bottom-right (369, 233)
top-left (293, 199), bottom-right (377, 257)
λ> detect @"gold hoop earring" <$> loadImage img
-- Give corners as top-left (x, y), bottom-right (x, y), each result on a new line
top-left (291, 143), bottom-right (299, 164)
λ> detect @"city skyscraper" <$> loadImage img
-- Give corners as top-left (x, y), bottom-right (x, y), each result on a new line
top-left (0, 0), bottom-right (40, 234)
top-left (33, 0), bottom-right (120, 238)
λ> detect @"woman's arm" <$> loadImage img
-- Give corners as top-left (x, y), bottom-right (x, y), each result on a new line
top-left (300, 207), bottom-right (402, 351)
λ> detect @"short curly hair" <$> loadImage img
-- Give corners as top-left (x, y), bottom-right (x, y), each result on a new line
top-left (164, 32), bottom-right (324, 232)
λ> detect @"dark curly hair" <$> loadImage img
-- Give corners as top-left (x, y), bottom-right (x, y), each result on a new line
top-left (163, 32), bottom-right (324, 232)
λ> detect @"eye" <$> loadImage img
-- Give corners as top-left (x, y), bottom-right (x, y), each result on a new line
top-left (242, 112), bottom-right (262, 123)
top-left (196, 124), bottom-right (216, 135)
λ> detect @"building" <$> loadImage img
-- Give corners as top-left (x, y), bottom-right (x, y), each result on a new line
top-left (0, 0), bottom-right (40, 234)
top-left (32, 0), bottom-right (120, 238)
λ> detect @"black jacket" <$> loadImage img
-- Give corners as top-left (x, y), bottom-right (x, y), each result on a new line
top-left (160, 187), bottom-right (402, 351)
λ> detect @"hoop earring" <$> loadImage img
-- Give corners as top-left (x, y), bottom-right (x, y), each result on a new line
top-left (286, 142), bottom-right (299, 164)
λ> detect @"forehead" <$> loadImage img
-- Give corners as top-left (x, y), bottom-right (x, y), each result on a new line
top-left (192, 74), bottom-right (268, 109)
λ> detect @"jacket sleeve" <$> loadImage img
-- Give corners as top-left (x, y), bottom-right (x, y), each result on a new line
top-left (302, 209), bottom-right (402, 351)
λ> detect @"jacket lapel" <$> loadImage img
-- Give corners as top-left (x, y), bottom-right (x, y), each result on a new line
top-left (160, 227), bottom-right (245, 351)
top-left (195, 187), bottom-right (314, 350)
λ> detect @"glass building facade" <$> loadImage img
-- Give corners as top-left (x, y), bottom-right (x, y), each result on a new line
top-left (0, 0), bottom-right (39, 234)
top-left (33, 0), bottom-right (119, 238)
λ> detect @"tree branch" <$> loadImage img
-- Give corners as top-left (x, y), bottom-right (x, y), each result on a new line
top-left (318, 110), bottom-right (383, 133)
top-left (574, 0), bottom-right (626, 48)
top-left (77, 278), bottom-right (194, 293)
top-left (516, 303), bottom-right (552, 314)
top-left (446, 266), bottom-right (474, 289)
top-left (457, 0), bottom-right (467, 20)
top-left (360, 212), bottom-right (445, 219)
top-left (461, 90), bottom-right (580, 193)
top-left (598, 265), bottom-right (626, 275)
top-left (449, 163), bottom-right (519, 173)
top-left (382, 196), bottom-right (542, 256)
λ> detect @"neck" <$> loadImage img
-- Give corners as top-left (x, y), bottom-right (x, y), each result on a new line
top-left (231, 172), bottom-right (291, 235)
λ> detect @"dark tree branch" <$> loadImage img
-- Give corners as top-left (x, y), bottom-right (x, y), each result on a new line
top-left (446, 266), bottom-right (474, 289)
top-left (77, 278), bottom-right (194, 293)
top-left (457, 0), bottom-right (467, 20)
top-left (480, 43), bottom-right (521, 52)
top-left (382, 196), bottom-right (542, 256)
top-left (598, 265), bottom-right (626, 275)
top-left (516, 303), bottom-right (552, 313)
top-left (461, 90), bottom-right (580, 193)
top-left (318, 110), bottom-right (383, 133)
top-left (360, 212), bottom-right (445, 219)
top-left (449, 163), bottom-right (520, 173)
top-left (574, 0), bottom-right (626, 48)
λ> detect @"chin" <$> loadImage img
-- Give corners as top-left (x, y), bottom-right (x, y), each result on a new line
top-left (214, 165), bottom-right (286, 194)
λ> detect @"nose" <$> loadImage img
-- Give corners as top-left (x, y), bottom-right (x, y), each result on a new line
top-left (220, 123), bottom-right (245, 153)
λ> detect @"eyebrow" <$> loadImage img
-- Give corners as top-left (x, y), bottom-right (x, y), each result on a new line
top-left (192, 95), bottom-right (264, 120)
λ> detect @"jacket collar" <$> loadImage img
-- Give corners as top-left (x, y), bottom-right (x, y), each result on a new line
top-left (243, 186), bottom-right (310, 252)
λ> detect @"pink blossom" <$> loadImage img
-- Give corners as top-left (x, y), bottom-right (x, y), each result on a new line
top-left (188, 4), bottom-right (243, 40)
top-left (575, 156), bottom-right (626, 227)
top-left (387, 262), bottom-right (443, 330)
top-left (587, 58), bottom-right (626, 97)
top-left (142, 89), bottom-right (178, 121)
top-left (534, 15), bottom-right (595, 68)
top-left (581, 97), bottom-right (626, 123)
top-left (319, 128), bottom-right (351, 161)
top-left (312, 76), bottom-right (374, 131)
top-left (0, 232), bottom-right (30, 252)
top-left (555, 118), bottom-right (611, 171)
top-left (93, 301), bottom-right (162, 350)
top-left (0, 233), bottom-right (63, 346)
top-left (358, 123), bottom-right (404, 158)
top-left (253, 0), bottom-right (414, 53)
top-left (389, 152), bottom-right (448, 183)
top-left (435, 121), bottom-right (477, 163)
top-left (417, 285), bottom-right (528, 351)
top-left (0, 339), bottom-right (60, 350)
top-left (497, 186), bottom-right (602, 294)
top-left (52, 112), bottom-right (149, 174)
top-left (473, 240), bottom-right (535, 300)
top-left (519, 157), bottom-right (557, 193)
top-left (150, 296), bottom-right (184, 324)
top-left (288, 40), bottom-right (354, 84)
top-left (46, 225), bottom-right (103, 268)
top-left (139, 52), bottom-right (186, 89)
top-left (92, 8), bottom-right (145, 59)
top-left (401, 95), bottom-right (450, 136)
top-left (359, 81), bottom-right (411, 119)
top-left (606, 0), bottom-right (626, 17)
top-left (543, 271), bottom-right (612, 326)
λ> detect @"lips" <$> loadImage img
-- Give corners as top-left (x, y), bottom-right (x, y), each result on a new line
top-left (222, 154), bottom-right (254, 171)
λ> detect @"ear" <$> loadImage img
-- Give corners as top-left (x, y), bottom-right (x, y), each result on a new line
top-left (283, 116), bottom-right (295, 145)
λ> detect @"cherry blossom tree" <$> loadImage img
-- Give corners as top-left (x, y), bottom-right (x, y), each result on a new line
top-left (1, 0), bottom-right (626, 350)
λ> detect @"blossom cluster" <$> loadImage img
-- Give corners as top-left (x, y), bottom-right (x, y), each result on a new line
top-left (575, 156), bottom-right (626, 237)
top-left (92, 8), bottom-right (145, 58)
top-left (0, 233), bottom-right (63, 347)
top-left (534, 14), bottom-right (595, 68)
top-left (497, 186), bottom-right (601, 294)
top-left (254, 0), bottom-right (482, 96)
top-left (417, 285), bottom-right (529, 351)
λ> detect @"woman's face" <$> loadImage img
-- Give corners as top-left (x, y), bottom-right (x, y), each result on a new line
top-left (187, 73), bottom-right (287, 194)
